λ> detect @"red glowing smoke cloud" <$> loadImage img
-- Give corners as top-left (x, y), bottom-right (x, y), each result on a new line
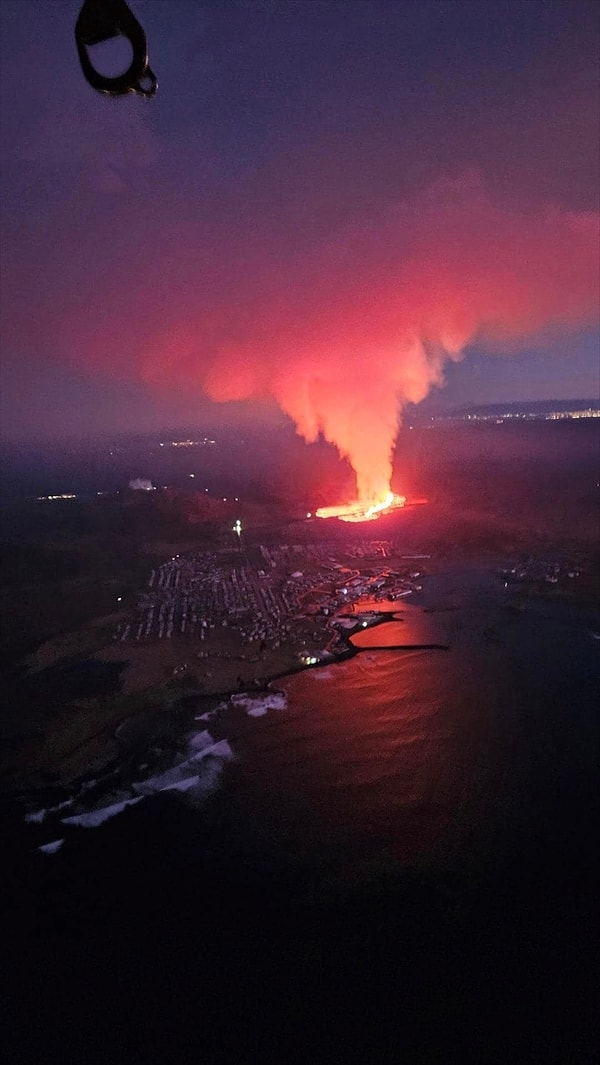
top-left (197, 177), bottom-right (598, 503)
top-left (60, 175), bottom-right (599, 503)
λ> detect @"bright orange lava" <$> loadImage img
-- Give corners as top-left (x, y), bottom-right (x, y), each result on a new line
top-left (316, 491), bottom-right (406, 523)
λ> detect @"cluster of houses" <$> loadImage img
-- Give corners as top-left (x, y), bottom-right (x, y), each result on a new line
top-left (501, 557), bottom-right (584, 588)
top-left (114, 552), bottom-right (297, 648)
top-left (113, 540), bottom-right (426, 651)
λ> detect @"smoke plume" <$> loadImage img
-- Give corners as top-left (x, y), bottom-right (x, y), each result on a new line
top-left (196, 176), bottom-right (599, 503)
top-left (59, 175), bottom-right (599, 503)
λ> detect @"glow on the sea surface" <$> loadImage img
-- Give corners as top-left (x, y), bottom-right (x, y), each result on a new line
top-left (315, 491), bottom-right (406, 523)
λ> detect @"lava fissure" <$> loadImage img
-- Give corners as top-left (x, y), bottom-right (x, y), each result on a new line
top-left (316, 491), bottom-right (406, 523)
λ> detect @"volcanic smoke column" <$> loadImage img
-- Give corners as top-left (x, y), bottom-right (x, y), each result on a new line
top-left (199, 182), bottom-right (598, 515)
top-left (271, 335), bottom-right (447, 509)
top-left (136, 177), bottom-right (598, 517)
top-left (275, 370), bottom-right (399, 504)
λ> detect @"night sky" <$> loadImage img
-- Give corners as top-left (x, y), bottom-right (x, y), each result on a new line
top-left (1, 0), bottom-right (598, 445)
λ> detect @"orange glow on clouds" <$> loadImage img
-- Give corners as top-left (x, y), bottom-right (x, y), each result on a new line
top-left (52, 175), bottom-right (599, 506)
top-left (197, 177), bottom-right (598, 506)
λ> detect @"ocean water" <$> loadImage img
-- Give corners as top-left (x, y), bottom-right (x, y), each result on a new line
top-left (4, 564), bottom-right (598, 1063)
top-left (220, 566), bottom-right (598, 868)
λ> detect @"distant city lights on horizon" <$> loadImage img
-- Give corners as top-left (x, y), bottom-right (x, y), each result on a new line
top-left (36, 493), bottom-right (77, 501)
top-left (159, 439), bottom-right (216, 448)
top-left (434, 407), bottom-right (600, 425)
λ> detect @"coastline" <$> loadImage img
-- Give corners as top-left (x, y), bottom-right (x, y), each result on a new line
top-left (1, 606), bottom-right (445, 799)
top-left (3, 575), bottom-right (597, 1065)
top-left (3, 552), bottom-right (596, 811)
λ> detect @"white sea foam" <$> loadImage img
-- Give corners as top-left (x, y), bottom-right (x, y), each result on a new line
top-left (47, 725), bottom-right (235, 832)
top-left (189, 738), bottom-right (235, 762)
top-left (230, 691), bottom-right (287, 716)
top-left (61, 796), bottom-right (143, 828)
top-left (194, 757), bottom-right (227, 793)
top-left (195, 701), bottom-right (227, 721)
top-left (166, 757), bottom-right (228, 796)
top-left (160, 775), bottom-right (201, 793)
top-left (132, 737), bottom-right (234, 799)
top-left (38, 839), bottom-right (64, 855)
top-left (28, 797), bottom-right (76, 823)
top-left (189, 729), bottom-right (214, 750)
top-left (25, 809), bottom-right (46, 825)
top-left (132, 764), bottom-right (194, 795)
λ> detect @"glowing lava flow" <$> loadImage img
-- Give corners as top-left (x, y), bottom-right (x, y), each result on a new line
top-left (316, 491), bottom-right (406, 523)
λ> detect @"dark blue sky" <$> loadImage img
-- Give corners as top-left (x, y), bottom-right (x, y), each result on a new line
top-left (1, 0), bottom-right (598, 443)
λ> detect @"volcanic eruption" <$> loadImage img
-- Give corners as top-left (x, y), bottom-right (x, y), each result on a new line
top-left (315, 491), bottom-right (406, 523)
top-left (193, 177), bottom-right (599, 521)
top-left (46, 177), bottom-right (599, 513)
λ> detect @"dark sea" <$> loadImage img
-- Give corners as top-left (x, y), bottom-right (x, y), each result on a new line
top-left (3, 563), bottom-right (599, 1065)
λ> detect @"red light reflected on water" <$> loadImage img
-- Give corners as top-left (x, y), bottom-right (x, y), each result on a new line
top-left (229, 599), bottom-right (503, 865)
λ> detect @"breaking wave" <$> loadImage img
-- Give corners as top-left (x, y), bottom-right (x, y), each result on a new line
top-left (26, 686), bottom-right (291, 852)
top-left (231, 690), bottom-right (288, 717)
